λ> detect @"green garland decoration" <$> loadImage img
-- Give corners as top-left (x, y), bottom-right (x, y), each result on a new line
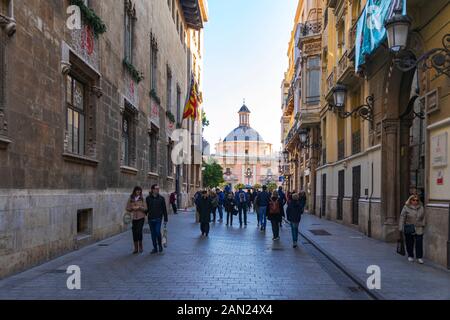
top-left (123, 59), bottom-right (144, 83)
top-left (166, 111), bottom-right (176, 123)
top-left (149, 89), bottom-right (161, 105)
top-left (71, 0), bottom-right (107, 37)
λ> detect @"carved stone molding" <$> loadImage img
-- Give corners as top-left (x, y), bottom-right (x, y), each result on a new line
top-left (382, 119), bottom-right (400, 134)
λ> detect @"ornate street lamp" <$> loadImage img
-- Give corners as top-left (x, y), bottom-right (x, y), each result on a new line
top-left (385, 8), bottom-right (450, 79)
top-left (332, 84), bottom-right (347, 109)
top-left (329, 84), bottom-right (375, 125)
top-left (299, 129), bottom-right (322, 150)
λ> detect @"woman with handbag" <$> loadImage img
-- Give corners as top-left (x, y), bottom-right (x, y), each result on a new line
top-left (125, 186), bottom-right (148, 254)
top-left (398, 195), bottom-right (426, 264)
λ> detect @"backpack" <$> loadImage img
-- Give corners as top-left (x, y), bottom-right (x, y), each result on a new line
top-left (269, 200), bottom-right (280, 215)
top-left (239, 192), bottom-right (246, 203)
top-left (211, 196), bottom-right (218, 207)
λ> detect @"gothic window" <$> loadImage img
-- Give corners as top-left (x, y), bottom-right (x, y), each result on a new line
top-left (150, 34), bottom-right (158, 93)
top-left (63, 51), bottom-right (100, 162)
top-left (66, 75), bottom-right (86, 155)
top-left (121, 102), bottom-right (137, 167)
top-left (124, 0), bottom-right (136, 64)
top-left (166, 66), bottom-right (172, 112)
top-left (149, 126), bottom-right (159, 173)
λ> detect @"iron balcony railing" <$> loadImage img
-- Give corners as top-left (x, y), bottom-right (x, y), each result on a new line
top-left (298, 19), bottom-right (323, 38)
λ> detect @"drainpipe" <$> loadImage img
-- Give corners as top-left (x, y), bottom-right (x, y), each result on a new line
top-left (447, 204), bottom-right (450, 269)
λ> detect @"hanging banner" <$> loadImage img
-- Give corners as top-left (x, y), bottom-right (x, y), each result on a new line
top-left (355, 0), bottom-right (407, 72)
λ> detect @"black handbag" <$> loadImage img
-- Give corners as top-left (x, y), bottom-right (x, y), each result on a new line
top-left (397, 235), bottom-right (406, 256)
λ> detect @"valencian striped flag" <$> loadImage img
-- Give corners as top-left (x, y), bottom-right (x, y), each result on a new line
top-left (183, 77), bottom-right (200, 120)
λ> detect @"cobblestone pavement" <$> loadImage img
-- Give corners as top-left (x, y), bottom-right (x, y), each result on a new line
top-left (300, 213), bottom-right (450, 300)
top-left (0, 209), bottom-right (367, 300)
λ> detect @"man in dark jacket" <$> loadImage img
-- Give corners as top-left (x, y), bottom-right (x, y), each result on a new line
top-left (256, 185), bottom-right (271, 231)
top-left (197, 191), bottom-right (212, 237)
top-left (287, 193), bottom-right (304, 248)
top-left (146, 184), bottom-right (168, 254)
top-left (234, 188), bottom-right (248, 227)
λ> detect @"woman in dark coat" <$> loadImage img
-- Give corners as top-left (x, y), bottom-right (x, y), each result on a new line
top-left (287, 192), bottom-right (305, 248)
top-left (224, 192), bottom-right (236, 226)
top-left (196, 191), bottom-right (212, 237)
top-left (267, 191), bottom-right (284, 241)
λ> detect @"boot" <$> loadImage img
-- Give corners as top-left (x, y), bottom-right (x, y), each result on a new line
top-left (133, 241), bottom-right (139, 254)
top-left (138, 241), bottom-right (143, 253)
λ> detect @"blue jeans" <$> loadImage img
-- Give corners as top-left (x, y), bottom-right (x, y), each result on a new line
top-left (290, 222), bottom-right (299, 243)
top-left (217, 205), bottom-right (223, 220)
top-left (259, 206), bottom-right (267, 229)
top-left (149, 218), bottom-right (162, 250)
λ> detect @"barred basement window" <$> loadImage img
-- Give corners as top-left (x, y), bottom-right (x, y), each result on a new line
top-left (66, 75), bottom-right (86, 155)
top-left (77, 209), bottom-right (93, 236)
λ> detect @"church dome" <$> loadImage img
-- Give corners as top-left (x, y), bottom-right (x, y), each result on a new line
top-left (224, 126), bottom-right (264, 142)
top-left (223, 103), bottom-right (265, 142)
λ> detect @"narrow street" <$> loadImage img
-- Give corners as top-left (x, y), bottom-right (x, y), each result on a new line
top-left (0, 209), bottom-right (371, 300)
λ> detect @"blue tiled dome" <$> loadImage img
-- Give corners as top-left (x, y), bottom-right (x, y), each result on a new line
top-left (223, 126), bottom-right (264, 142)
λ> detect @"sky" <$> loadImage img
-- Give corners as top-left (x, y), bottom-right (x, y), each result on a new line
top-left (202, 0), bottom-right (298, 154)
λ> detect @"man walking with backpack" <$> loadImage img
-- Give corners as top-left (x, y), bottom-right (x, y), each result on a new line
top-left (268, 191), bottom-right (283, 241)
top-left (235, 188), bottom-right (248, 227)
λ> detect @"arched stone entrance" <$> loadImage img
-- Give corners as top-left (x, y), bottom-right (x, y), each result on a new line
top-left (381, 32), bottom-right (426, 241)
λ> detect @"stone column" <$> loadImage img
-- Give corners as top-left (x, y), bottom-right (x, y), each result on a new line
top-left (382, 119), bottom-right (401, 241)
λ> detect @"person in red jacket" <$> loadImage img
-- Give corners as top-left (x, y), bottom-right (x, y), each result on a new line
top-left (169, 191), bottom-right (177, 214)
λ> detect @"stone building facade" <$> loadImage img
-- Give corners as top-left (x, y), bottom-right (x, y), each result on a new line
top-left (281, 0), bottom-right (323, 213)
top-left (282, 0), bottom-right (449, 267)
top-left (0, 0), bottom-right (208, 279)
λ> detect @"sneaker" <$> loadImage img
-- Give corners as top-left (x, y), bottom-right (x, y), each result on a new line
top-left (150, 249), bottom-right (158, 254)
top-left (418, 259), bottom-right (424, 264)
top-left (275, 237), bottom-right (280, 241)
top-left (408, 257), bottom-right (414, 262)
top-left (293, 243), bottom-right (298, 248)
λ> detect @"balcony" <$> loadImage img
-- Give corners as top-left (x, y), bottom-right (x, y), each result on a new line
top-left (298, 20), bottom-right (322, 39)
top-left (338, 139), bottom-right (345, 161)
top-left (325, 67), bottom-right (336, 100)
top-left (336, 50), bottom-right (355, 85)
